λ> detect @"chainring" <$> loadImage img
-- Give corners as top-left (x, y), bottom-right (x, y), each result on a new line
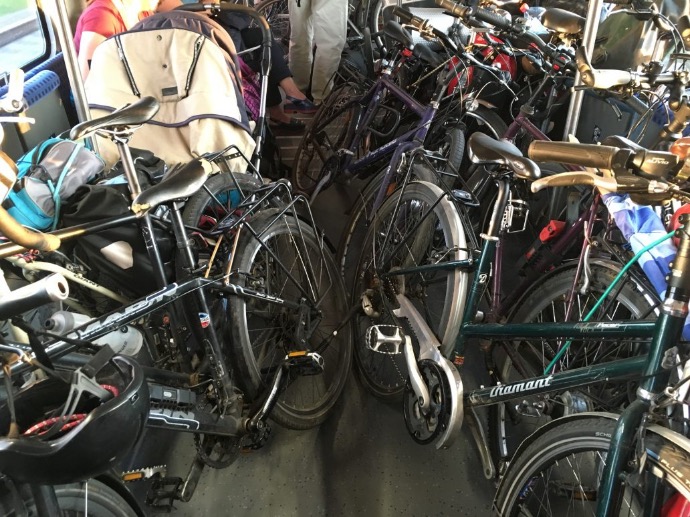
top-left (403, 359), bottom-right (453, 445)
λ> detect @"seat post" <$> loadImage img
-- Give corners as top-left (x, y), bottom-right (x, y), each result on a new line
top-left (29, 484), bottom-right (61, 516)
top-left (115, 139), bottom-right (143, 200)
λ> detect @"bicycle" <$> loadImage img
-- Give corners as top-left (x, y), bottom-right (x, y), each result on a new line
top-left (0, 271), bottom-right (149, 516)
top-left (0, 8), bottom-right (352, 507)
top-left (489, 137), bottom-right (690, 516)
top-left (347, 48), bottom-right (690, 483)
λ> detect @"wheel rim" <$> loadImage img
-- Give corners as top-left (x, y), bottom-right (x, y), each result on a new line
top-left (238, 217), bottom-right (350, 419)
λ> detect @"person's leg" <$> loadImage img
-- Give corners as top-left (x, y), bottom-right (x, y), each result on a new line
top-left (310, 0), bottom-right (346, 103)
top-left (288, 0), bottom-right (314, 93)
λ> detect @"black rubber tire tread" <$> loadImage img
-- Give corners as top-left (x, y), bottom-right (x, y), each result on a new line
top-left (337, 124), bottom-right (466, 293)
top-left (459, 105), bottom-right (507, 175)
top-left (336, 163), bottom-right (436, 292)
top-left (487, 261), bottom-right (656, 468)
top-left (0, 480), bottom-right (137, 516)
top-left (181, 173), bottom-right (263, 230)
top-left (291, 83), bottom-right (363, 195)
top-left (228, 209), bottom-right (352, 429)
top-left (494, 416), bottom-right (690, 516)
top-left (352, 181), bottom-right (468, 398)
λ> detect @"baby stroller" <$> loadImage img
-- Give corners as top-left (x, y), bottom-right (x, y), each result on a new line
top-left (84, 4), bottom-right (272, 174)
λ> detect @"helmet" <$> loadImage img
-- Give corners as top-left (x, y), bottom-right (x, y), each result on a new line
top-left (0, 354), bottom-right (149, 484)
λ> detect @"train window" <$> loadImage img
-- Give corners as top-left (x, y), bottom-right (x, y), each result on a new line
top-left (0, 0), bottom-right (46, 73)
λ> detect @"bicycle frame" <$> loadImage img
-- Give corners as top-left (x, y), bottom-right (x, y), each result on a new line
top-left (378, 162), bottom-right (667, 488)
top-left (311, 71), bottom-right (440, 205)
top-left (0, 171), bottom-right (325, 427)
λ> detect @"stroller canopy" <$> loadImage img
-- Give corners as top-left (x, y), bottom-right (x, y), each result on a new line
top-left (85, 10), bottom-right (256, 171)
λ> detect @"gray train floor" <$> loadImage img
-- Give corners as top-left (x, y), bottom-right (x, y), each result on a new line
top-left (127, 117), bottom-right (496, 516)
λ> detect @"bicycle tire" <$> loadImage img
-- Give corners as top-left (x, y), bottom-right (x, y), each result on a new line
top-left (228, 209), bottom-right (353, 429)
top-left (352, 181), bottom-right (468, 398)
top-left (255, 0), bottom-right (290, 61)
top-left (337, 163), bottom-right (435, 293)
top-left (337, 124), bottom-right (465, 293)
top-left (181, 173), bottom-right (264, 232)
top-left (291, 82), bottom-right (363, 196)
top-left (459, 105), bottom-right (507, 178)
top-left (494, 415), bottom-right (690, 516)
top-left (488, 260), bottom-right (657, 469)
top-left (0, 480), bottom-right (137, 516)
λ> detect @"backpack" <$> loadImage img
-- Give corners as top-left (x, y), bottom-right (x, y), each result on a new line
top-left (2, 138), bottom-right (105, 231)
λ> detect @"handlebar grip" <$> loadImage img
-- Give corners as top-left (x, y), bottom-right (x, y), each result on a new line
top-left (531, 172), bottom-right (617, 193)
top-left (472, 7), bottom-right (511, 30)
top-left (575, 46), bottom-right (633, 88)
top-left (0, 206), bottom-right (60, 252)
top-left (583, 69), bottom-right (634, 89)
top-left (0, 273), bottom-right (68, 320)
top-left (435, 0), bottom-right (470, 18)
top-left (528, 141), bottom-right (619, 169)
top-left (391, 7), bottom-right (426, 31)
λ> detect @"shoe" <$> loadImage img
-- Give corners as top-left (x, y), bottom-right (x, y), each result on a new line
top-left (283, 96), bottom-right (319, 114)
top-left (268, 117), bottom-right (306, 132)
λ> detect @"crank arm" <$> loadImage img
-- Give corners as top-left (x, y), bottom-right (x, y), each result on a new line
top-left (394, 293), bottom-right (464, 449)
top-left (247, 351), bottom-right (324, 432)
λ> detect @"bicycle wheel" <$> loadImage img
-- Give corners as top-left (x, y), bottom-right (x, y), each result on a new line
top-left (337, 163), bottom-right (435, 293)
top-left (1, 480), bottom-right (137, 516)
top-left (337, 125), bottom-right (465, 293)
top-left (228, 209), bottom-right (352, 429)
top-left (352, 181), bottom-right (468, 398)
top-left (494, 416), bottom-right (690, 516)
top-left (256, 0), bottom-right (290, 62)
top-left (181, 173), bottom-right (264, 232)
top-left (488, 260), bottom-right (657, 468)
top-left (291, 82), bottom-right (363, 195)
top-left (459, 105), bottom-right (507, 178)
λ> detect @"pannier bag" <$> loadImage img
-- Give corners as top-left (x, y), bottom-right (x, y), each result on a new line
top-left (2, 138), bottom-right (105, 231)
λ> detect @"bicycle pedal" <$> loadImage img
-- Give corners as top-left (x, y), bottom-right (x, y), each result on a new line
top-left (285, 351), bottom-right (324, 376)
top-left (366, 325), bottom-right (405, 354)
top-left (145, 476), bottom-right (183, 511)
top-left (122, 465), bottom-right (167, 482)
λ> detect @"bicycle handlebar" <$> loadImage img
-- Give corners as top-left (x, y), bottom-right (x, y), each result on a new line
top-left (576, 47), bottom-right (681, 89)
top-left (528, 139), bottom-right (683, 198)
top-left (529, 141), bottom-right (621, 169)
top-left (0, 206), bottom-right (61, 252)
top-left (0, 273), bottom-right (68, 320)
top-left (530, 171), bottom-right (617, 192)
top-left (392, 6), bottom-right (458, 51)
top-left (436, 0), bottom-right (569, 67)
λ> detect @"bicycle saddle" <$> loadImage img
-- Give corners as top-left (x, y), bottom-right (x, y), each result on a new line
top-left (131, 157), bottom-right (212, 215)
top-left (384, 20), bottom-right (414, 48)
top-left (541, 8), bottom-right (585, 35)
top-left (70, 97), bottom-right (160, 140)
top-left (468, 132), bottom-right (541, 180)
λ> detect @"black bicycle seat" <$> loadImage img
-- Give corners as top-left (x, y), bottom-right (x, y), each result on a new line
top-left (131, 158), bottom-right (210, 214)
top-left (541, 8), bottom-right (585, 35)
top-left (384, 20), bottom-right (414, 48)
top-left (468, 132), bottom-right (541, 181)
top-left (70, 97), bottom-right (160, 140)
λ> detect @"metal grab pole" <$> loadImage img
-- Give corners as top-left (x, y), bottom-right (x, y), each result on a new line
top-left (40, 0), bottom-right (92, 124)
top-left (562, 0), bottom-right (604, 140)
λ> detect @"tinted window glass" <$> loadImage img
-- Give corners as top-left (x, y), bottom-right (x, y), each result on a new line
top-left (0, 0), bottom-right (46, 73)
